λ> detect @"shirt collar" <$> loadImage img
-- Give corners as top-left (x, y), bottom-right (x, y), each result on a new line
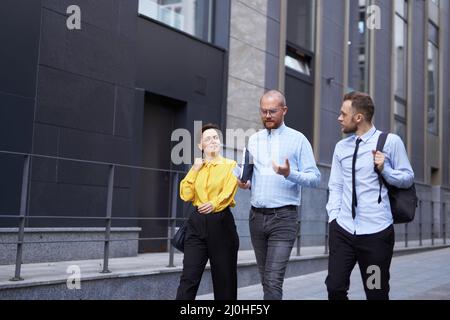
top-left (204, 155), bottom-right (224, 167)
top-left (267, 122), bottom-right (286, 137)
top-left (355, 126), bottom-right (377, 144)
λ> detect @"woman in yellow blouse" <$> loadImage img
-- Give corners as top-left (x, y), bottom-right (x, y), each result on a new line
top-left (176, 123), bottom-right (239, 300)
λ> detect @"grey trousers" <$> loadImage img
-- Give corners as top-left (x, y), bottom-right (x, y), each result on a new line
top-left (249, 206), bottom-right (299, 300)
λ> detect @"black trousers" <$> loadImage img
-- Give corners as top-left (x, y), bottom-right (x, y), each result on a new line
top-left (325, 219), bottom-right (395, 300)
top-left (176, 207), bottom-right (239, 300)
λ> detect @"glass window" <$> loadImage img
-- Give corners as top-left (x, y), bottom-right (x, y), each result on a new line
top-left (393, 1), bottom-right (408, 145)
top-left (285, 47), bottom-right (312, 76)
top-left (394, 113), bottom-right (407, 145)
top-left (347, 0), bottom-right (370, 92)
top-left (428, 21), bottom-right (439, 46)
top-left (427, 42), bottom-right (439, 135)
top-left (394, 99), bottom-right (407, 145)
top-left (286, 0), bottom-right (315, 52)
top-left (394, 100), bottom-right (406, 119)
top-left (427, 22), bottom-right (439, 136)
top-left (395, 0), bottom-right (407, 18)
top-left (429, 0), bottom-right (440, 9)
top-left (428, 0), bottom-right (439, 24)
top-left (394, 14), bottom-right (407, 100)
top-left (138, 0), bottom-right (213, 42)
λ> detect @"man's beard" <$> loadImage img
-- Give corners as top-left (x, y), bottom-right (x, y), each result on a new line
top-left (264, 121), bottom-right (279, 129)
top-left (342, 124), bottom-right (357, 134)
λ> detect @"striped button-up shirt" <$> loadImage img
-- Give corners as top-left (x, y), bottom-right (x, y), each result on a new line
top-left (248, 123), bottom-right (321, 208)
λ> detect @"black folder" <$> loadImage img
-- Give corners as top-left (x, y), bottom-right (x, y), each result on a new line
top-left (239, 147), bottom-right (254, 183)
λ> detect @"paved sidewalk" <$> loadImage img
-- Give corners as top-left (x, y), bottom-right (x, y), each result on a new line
top-left (198, 247), bottom-right (450, 300)
top-left (0, 239), bottom-right (447, 294)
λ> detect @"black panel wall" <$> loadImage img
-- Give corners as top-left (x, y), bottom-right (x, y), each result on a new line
top-left (0, 0), bottom-right (41, 226)
top-left (0, 1), bottom-right (230, 251)
top-left (17, 0), bottom-right (140, 228)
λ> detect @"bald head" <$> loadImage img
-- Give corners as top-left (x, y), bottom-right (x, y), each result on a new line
top-left (260, 90), bottom-right (286, 107)
top-left (259, 90), bottom-right (288, 130)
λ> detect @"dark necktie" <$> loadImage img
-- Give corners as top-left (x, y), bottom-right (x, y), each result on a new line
top-left (352, 138), bottom-right (362, 219)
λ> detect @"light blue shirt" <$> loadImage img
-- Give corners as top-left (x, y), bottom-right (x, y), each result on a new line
top-left (248, 123), bottom-right (321, 208)
top-left (326, 126), bottom-right (414, 235)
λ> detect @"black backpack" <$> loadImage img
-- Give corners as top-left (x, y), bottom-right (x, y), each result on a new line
top-left (375, 133), bottom-right (418, 224)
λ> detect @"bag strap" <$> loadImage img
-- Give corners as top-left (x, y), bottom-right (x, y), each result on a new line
top-left (182, 201), bottom-right (193, 218)
top-left (375, 132), bottom-right (389, 204)
top-left (376, 132), bottom-right (388, 155)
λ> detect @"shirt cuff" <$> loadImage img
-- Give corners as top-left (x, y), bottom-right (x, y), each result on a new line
top-left (285, 170), bottom-right (300, 184)
top-left (328, 211), bottom-right (338, 223)
top-left (381, 165), bottom-right (393, 182)
top-left (209, 199), bottom-right (218, 212)
top-left (328, 216), bottom-right (337, 223)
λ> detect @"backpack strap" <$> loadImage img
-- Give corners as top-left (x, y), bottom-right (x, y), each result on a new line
top-left (375, 132), bottom-right (389, 203)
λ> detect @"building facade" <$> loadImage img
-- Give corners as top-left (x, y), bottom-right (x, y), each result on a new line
top-left (226, 0), bottom-right (450, 248)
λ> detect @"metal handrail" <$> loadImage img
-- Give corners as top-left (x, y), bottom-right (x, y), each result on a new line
top-left (0, 150), bottom-right (186, 174)
top-left (1, 149), bottom-right (449, 281)
top-left (0, 214), bottom-right (334, 223)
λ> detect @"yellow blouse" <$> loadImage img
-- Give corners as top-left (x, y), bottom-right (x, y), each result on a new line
top-left (180, 156), bottom-right (238, 213)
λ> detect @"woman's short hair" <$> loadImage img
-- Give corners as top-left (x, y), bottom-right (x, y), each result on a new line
top-left (198, 123), bottom-right (220, 143)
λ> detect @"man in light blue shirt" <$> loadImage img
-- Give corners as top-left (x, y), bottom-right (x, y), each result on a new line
top-left (238, 90), bottom-right (320, 300)
top-left (326, 91), bottom-right (414, 300)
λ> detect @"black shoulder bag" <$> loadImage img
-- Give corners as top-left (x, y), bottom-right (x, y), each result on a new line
top-left (170, 202), bottom-right (192, 252)
top-left (375, 132), bottom-right (418, 224)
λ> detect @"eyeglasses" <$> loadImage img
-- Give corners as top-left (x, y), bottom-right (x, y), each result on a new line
top-left (203, 135), bottom-right (220, 144)
top-left (260, 107), bottom-right (284, 117)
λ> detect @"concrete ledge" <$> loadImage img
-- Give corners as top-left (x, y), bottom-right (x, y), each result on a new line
top-left (391, 243), bottom-right (450, 257)
top-left (0, 228), bottom-right (141, 265)
top-left (0, 256), bottom-right (330, 299)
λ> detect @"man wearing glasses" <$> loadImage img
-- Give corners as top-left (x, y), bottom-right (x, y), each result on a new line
top-left (238, 90), bottom-right (321, 300)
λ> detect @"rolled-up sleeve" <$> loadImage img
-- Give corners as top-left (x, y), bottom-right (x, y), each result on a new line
top-left (179, 168), bottom-right (198, 202)
top-left (381, 135), bottom-right (414, 188)
top-left (285, 138), bottom-right (321, 188)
